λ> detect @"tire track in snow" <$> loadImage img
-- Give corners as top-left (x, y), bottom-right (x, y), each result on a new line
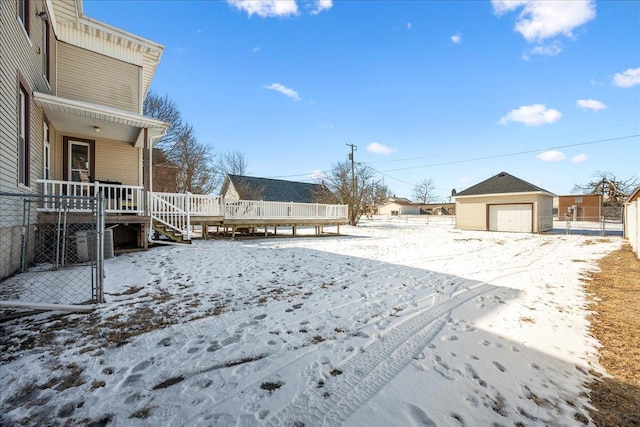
top-left (264, 283), bottom-right (496, 426)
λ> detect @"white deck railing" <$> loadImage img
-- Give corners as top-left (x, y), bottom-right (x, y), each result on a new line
top-left (37, 180), bottom-right (348, 241)
top-left (38, 179), bottom-right (143, 214)
top-left (224, 200), bottom-right (348, 220)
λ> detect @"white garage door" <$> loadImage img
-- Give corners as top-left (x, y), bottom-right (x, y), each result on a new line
top-left (489, 204), bottom-right (532, 232)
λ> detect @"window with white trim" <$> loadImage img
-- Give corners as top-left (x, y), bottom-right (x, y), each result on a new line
top-left (18, 0), bottom-right (29, 35)
top-left (18, 84), bottom-right (30, 186)
top-left (43, 121), bottom-right (51, 180)
top-left (43, 19), bottom-right (50, 81)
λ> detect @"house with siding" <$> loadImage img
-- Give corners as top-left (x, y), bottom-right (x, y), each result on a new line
top-left (556, 194), bottom-right (602, 221)
top-left (221, 175), bottom-right (333, 203)
top-left (455, 172), bottom-right (554, 233)
top-left (377, 197), bottom-right (421, 216)
top-left (1, 0), bottom-right (167, 277)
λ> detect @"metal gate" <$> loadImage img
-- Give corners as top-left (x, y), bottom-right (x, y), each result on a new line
top-left (0, 192), bottom-right (105, 312)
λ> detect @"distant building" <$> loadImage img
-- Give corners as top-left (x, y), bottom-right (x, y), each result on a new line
top-left (221, 175), bottom-right (334, 203)
top-left (455, 172), bottom-right (554, 233)
top-left (557, 194), bottom-right (602, 221)
top-left (378, 197), bottom-right (421, 216)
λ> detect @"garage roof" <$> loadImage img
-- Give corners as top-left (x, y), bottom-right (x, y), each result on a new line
top-left (456, 172), bottom-right (555, 197)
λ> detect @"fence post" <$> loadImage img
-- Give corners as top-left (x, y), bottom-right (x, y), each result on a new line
top-left (96, 191), bottom-right (105, 303)
top-left (186, 192), bottom-right (191, 240)
top-left (601, 215), bottom-right (605, 237)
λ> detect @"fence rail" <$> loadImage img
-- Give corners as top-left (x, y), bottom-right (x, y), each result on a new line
top-left (539, 215), bottom-right (623, 237)
top-left (223, 200), bottom-right (348, 220)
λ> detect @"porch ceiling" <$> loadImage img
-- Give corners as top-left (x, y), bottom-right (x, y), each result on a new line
top-left (33, 92), bottom-right (168, 146)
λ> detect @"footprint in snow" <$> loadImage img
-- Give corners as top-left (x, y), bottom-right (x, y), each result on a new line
top-left (491, 361), bottom-right (507, 372)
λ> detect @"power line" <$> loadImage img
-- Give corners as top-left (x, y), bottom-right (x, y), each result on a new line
top-left (266, 133), bottom-right (638, 181)
top-left (366, 120), bottom-right (640, 165)
top-left (377, 134), bottom-right (639, 173)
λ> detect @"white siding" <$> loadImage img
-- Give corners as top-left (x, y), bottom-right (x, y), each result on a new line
top-left (1, 0), bottom-right (50, 193)
top-left (57, 41), bottom-right (140, 113)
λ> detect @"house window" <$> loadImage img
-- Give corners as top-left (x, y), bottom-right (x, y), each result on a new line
top-left (42, 19), bottom-right (50, 81)
top-left (18, 0), bottom-right (29, 35)
top-left (574, 197), bottom-right (583, 203)
top-left (43, 121), bottom-right (51, 180)
top-left (18, 83), bottom-right (31, 186)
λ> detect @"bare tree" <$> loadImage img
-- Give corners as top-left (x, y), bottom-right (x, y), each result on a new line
top-left (168, 123), bottom-right (217, 194)
top-left (573, 171), bottom-right (640, 207)
top-left (412, 178), bottom-right (437, 204)
top-left (320, 161), bottom-right (378, 225)
top-left (143, 91), bottom-right (182, 151)
top-left (217, 150), bottom-right (248, 176)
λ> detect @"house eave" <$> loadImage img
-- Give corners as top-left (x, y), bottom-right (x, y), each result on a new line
top-left (34, 92), bottom-right (168, 145)
top-left (454, 190), bottom-right (556, 200)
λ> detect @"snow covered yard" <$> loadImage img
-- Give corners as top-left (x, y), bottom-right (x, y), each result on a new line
top-left (0, 219), bottom-right (623, 426)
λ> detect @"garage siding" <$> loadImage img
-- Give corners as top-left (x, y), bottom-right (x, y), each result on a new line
top-left (456, 193), bottom-right (554, 233)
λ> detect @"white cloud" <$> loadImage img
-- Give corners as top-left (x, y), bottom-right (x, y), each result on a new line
top-left (407, 22), bottom-right (412, 30)
top-left (492, 0), bottom-right (595, 42)
top-left (537, 150), bottom-right (566, 162)
top-left (498, 104), bottom-right (562, 126)
top-left (309, 170), bottom-right (327, 180)
top-left (590, 78), bottom-right (605, 86)
top-left (252, 46), bottom-right (261, 53)
top-left (228, 0), bottom-right (298, 17)
top-left (613, 67), bottom-right (640, 88)
top-left (451, 32), bottom-right (462, 44)
top-left (367, 142), bottom-right (398, 155)
top-left (571, 153), bottom-right (588, 163)
top-left (263, 83), bottom-right (300, 101)
top-left (310, 0), bottom-right (333, 15)
top-left (576, 99), bottom-right (607, 111)
top-left (528, 41), bottom-right (563, 57)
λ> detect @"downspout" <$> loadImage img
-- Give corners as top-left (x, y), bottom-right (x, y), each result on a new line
top-left (146, 128), bottom-right (166, 244)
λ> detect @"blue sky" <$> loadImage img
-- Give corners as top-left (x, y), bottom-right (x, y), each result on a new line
top-left (85, 0), bottom-right (639, 200)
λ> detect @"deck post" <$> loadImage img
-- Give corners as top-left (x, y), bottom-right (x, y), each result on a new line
top-left (186, 192), bottom-right (191, 240)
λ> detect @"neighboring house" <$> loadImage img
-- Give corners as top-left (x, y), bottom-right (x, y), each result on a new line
top-left (420, 203), bottom-right (456, 215)
top-left (221, 175), bottom-right (333, 203)
top-left (378, 197), bottom-right (421, 216)
top-left (624, 187), bottom-right (640, 258)
top-left (557, 194), bottom-right (602, 221)
top-left (1, 0), bottom-right (167, 277)
top-left (455, 172), bottom-right (554, 233)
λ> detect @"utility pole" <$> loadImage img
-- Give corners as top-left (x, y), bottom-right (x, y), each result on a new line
top-left (346, 143), bottom-right (357, 199)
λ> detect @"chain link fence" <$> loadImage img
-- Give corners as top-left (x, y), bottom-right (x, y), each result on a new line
top-left (539, 209), bottom-right (624, 237)
top-left (0, 192), bottom-right (106, 313)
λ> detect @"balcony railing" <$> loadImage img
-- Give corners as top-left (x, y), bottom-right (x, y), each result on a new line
top-left (38, 179), bottom-right (143, 214)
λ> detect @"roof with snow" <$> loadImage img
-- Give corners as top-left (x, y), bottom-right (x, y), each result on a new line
top-left (456, 172), bottom-right (554, 197)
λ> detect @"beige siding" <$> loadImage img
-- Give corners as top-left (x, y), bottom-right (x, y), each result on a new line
top-left (455, 198), bottom-right (489, 231)
top-left (95, 139), bottom-right (141, 186)
top-left (1, 0), bottom-right (50, 193)
top-left (56, 41), bottom-right (140, 113)
top-left (456, 193), bottom-right (554, 233)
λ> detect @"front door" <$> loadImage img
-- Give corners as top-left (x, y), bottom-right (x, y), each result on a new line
top-left (63, 137), bottom-right (95, 196)
top-left (69, 141), bottom-right (90, 184)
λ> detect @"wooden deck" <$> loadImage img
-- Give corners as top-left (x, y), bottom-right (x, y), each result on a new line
top-left (37, 180), bottom-right (349, 244)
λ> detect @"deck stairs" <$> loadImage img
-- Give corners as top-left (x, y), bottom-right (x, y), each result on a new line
top-left (151, 221), bottom-right (191, 244)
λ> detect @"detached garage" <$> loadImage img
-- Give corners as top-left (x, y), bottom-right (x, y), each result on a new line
top-left (455, 172), bottom-right (555, 233)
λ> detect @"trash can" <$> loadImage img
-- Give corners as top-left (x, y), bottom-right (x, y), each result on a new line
top-left (76, 229), bottom-right (114, 262)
